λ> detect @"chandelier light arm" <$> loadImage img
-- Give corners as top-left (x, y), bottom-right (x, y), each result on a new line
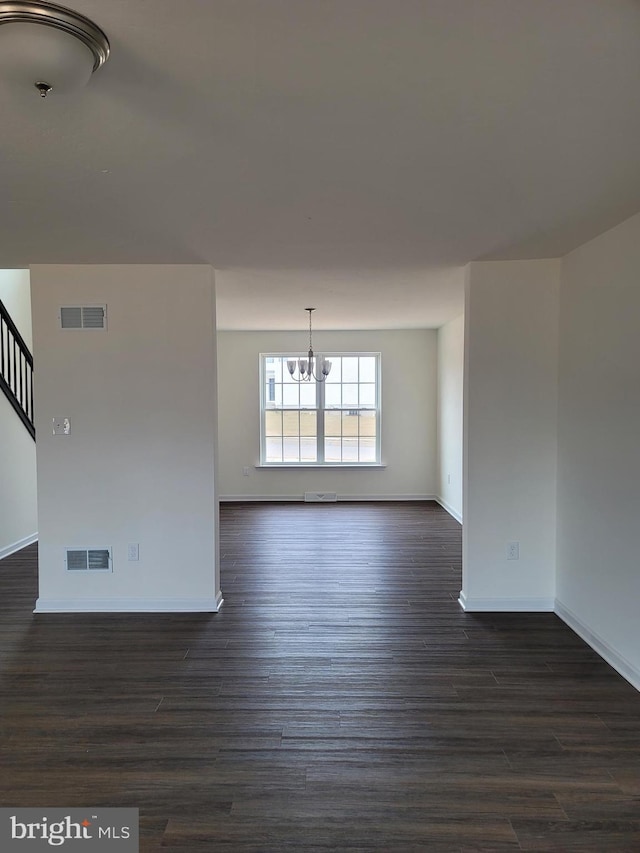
top-left (287, 358), bottom-right (307, 383)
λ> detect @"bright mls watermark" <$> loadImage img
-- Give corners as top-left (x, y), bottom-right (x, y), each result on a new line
top-left (0, 809), bottom-right (138, 851)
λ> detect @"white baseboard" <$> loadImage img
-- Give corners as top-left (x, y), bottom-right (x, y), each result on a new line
top-left (340, 494), bottom-right (436, 502)
top-left (34, 596), bottom-right (223, 614)
top-left (220, 494), bottom-right (438, 502)
top-left (220, 495), bottom-right (302, 502)
top-left (435, 497), bottom-right (463, 523)
top-left (458, 591), bottom-right (554, 612)
top-left (555, 599), bottom-right (640, 693)
top-left (0, 532), bottom-right (38, 561)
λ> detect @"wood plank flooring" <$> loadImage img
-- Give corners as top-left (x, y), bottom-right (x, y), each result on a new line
top-left (1, 501), bottom-right (639, 851)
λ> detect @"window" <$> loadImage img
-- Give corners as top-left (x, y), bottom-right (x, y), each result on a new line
top-left (261, 354), bottom-right (381, 465)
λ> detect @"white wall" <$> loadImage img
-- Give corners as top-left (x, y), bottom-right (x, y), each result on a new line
top-left (0, 269), bottom-right (33, 350)
top-left (0, 269), bottom-right (38, 559)
top-left (556, 212), bottom-right (640, 689)
top-left (462, 259), bottom-right (560, 611)
top-left (437, 314), bottom-right (463, 522)
top-left (30, 265), bottom-right (221, 612)
top-left (217, 329), bottom-right (437, 500)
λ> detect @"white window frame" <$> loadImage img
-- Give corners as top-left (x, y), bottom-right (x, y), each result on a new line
top-left (260, 352), bottom-right (382, 467)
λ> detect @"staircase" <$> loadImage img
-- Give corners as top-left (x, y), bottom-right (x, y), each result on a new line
top-left (0, 299), bottom-right (35, 440)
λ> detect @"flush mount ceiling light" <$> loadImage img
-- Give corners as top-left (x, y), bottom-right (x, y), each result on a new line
top-left (287, 309), bottom-right (332, 383)
top-left (0, 1), bottom-right (109, 97)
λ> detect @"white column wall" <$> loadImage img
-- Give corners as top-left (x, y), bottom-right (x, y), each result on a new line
top-left (436, 314), bottom-right (463, 522)
top-left (30, 265), bottom-right (220, 612)
top-left (462, 259), bottom-right (560, 611)
top-left (556, 212), bottom-right (640, 689)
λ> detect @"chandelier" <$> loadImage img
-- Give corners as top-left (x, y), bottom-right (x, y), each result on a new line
top-left (287, 308), bottom-right (332, 383)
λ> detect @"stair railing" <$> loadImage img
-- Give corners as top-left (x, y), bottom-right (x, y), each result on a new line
top-left (0, 299), bottom-right (35, 440)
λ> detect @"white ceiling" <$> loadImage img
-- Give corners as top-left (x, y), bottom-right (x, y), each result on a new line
top-left (1, 0), bottom-right (640, 329)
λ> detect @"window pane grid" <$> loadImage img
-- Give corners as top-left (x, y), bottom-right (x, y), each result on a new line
top-left (324, 409), bottom-right (376, 462)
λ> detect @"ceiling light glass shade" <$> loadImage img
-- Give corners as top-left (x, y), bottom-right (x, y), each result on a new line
top-left (0, 2), bottom-right (109, 96)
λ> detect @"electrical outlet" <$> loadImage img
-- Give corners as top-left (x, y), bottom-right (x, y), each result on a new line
top-left (127, 543), bottom-right (139, 561)
top-left (507, 541), bottom-right (520, 561)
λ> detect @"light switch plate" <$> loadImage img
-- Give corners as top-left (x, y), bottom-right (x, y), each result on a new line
top-left (52, 417), bottom-right (71, 435)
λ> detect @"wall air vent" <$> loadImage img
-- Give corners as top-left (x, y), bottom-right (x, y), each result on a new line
top-left (65, 548), bottom-right (112, 572)
top-left (59, 305), bottom-right (107, 330)
top-left (304, 492), bottom-right (338, 502)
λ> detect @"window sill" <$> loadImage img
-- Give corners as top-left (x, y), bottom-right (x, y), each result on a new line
top-left (256, 463), bottom-right (386, 469)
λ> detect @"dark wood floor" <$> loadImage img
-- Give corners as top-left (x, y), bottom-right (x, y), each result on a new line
top-left (1, 502), bottom-right (640, 851)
